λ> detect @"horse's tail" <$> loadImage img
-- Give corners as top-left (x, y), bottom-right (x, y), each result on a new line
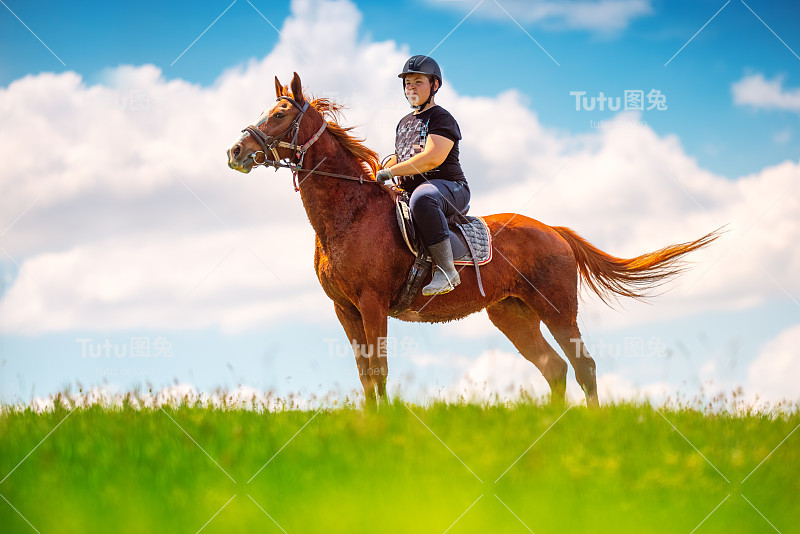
top-left (550, 226), bottom-right (723, 305)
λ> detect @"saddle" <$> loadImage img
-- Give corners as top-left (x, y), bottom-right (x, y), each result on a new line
top-left (389, 190), bottom-right (492, 316)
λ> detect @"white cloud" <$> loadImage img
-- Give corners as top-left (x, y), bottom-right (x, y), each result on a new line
top-left (747, 323), bottom-right (800, 403)
top-left (2, 225), bottom-right (331, 335)
top-left (441, 349), bottom-right (552, 402)
top-left (437, 348), bottom-right (673, 404)
top-left (430, 0), bottom-right (653, 33)
top-left (773, 127), bottom-right (792, 144)
top-left (437, 310), bottom-right (498, 339)
top-left (732, 73), bottom-right (800, 112)
top-left (1, 0), bottom-right (799, 338)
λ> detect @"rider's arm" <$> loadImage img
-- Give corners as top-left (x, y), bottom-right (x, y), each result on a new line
top-left (388, 134), bottom-right (454, 176)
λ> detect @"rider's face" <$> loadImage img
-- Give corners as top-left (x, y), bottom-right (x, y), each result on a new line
top-left (404, 73), bottom-right (433, 107)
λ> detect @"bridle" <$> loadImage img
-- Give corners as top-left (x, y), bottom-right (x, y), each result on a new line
top-left (240, 95), bottom-right (384, 192)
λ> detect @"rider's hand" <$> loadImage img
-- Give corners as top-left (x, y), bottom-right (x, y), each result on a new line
top-left (375, 168), bottom-right (393, 183)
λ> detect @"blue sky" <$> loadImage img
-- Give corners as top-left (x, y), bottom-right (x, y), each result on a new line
top-left (1, 0), bottom-right (799, 406)
top-left (2, 0), bottom-right (798, 176)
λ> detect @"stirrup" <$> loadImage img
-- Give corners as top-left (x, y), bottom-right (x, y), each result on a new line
top-left (438, 266), bottom-right (457, 291)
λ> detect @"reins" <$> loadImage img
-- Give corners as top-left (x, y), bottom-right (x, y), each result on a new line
top-left (241, 96), bottom-right (384, 192)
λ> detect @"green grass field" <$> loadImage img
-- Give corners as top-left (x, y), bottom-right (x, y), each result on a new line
top-left (1, 396), bottom-right (798, 533)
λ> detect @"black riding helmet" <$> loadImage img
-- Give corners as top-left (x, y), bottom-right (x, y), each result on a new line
top-left (398, 55), bottom-right (442, 110)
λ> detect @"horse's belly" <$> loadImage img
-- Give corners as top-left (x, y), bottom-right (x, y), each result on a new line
top-left (393, 301), bottom-right (487, 324)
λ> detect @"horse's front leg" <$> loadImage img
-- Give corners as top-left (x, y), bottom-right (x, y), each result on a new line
top-left (357, 292), bottom-right (390, 403)
top-left (333, 302), bottom-right (376, 406)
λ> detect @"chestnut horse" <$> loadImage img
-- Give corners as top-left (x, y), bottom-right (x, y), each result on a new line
top-left (227, 73), bottom-right (718, 407)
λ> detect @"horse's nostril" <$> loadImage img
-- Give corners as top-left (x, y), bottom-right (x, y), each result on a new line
top-left (232, 145), bottom-right (241, 158)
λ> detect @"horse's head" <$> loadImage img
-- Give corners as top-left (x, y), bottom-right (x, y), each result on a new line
top-left (227, 72), bottom-right (311, 173)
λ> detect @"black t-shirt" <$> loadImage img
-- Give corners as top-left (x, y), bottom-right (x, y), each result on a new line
top-left (394, 105), bottom-right (466, 190)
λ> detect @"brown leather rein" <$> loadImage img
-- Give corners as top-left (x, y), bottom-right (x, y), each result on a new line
top-left (241, 96), bottom-right (384, 192)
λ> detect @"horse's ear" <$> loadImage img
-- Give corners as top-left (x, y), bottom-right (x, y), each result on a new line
top-left (290, 72), bottom-right (305, 106)
top-left (274, 76), bottom-right (284, 98)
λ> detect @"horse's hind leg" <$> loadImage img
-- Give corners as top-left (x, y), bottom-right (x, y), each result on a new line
top-left (544, 316), bottom-right (599, 406)
top-left (486, 297), bottom-right (569, 404)
top-left (523, 243), bottom-right (600, 406)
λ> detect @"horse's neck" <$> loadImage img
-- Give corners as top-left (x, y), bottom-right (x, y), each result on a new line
top-left (297, 144), bottom-right (377, 247)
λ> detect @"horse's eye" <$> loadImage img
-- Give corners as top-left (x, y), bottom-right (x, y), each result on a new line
top-left (274, 112), bottom-right (286, 119)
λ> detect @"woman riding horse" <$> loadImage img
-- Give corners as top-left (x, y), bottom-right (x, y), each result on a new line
top-left (376, 56), bottom-right (470, 296)
top-left (226, 72), bottom-right (719, 407)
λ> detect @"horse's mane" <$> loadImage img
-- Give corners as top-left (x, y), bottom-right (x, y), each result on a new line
top-left (309, 97), bottom-right (380, 177)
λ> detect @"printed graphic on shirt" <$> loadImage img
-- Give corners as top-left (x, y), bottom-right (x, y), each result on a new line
top-left (396, 116), bottom-right (428, 162)
top-left (393, 106), bottom-right (465, 187)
